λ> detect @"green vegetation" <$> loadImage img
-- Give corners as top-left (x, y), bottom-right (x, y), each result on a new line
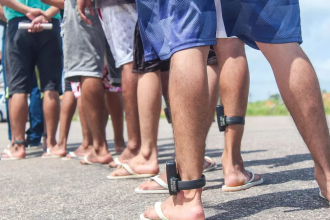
top-left (247, 93), bottom-right (330, 116)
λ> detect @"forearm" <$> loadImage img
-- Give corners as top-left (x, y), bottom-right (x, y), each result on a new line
top-left (41, 0), bottom-right (64, 10)
top-left (0, 0), bottom-right (31, 15)
top-left (44, 6), bottom-right (60, 19)
top-left (0, 4), bottom-right (7, 22)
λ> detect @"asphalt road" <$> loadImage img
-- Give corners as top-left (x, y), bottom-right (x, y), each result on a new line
top-left (0, 117), bottom-right (329, 219)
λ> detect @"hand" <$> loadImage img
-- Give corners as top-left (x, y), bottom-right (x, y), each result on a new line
top-left (28, 15), bottom-right (49, 33)
top-left (77, 0), bottom-right (94, 25)
top-left (26, 8), bottom-right (48, 21)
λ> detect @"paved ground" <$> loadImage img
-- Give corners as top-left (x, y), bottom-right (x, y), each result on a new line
top-left (0, 117), bottom-right (329, 220)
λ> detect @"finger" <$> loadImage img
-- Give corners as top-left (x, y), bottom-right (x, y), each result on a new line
top-left (89, 6), bottom-right (94, 16)
top-left (78, 8), bottom-right (92, 25)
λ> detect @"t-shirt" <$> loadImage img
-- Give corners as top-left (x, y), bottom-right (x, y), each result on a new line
top-left (95, 0), bottom-right (135, 9)
top-left (4, 0), bottom-right (61, 22)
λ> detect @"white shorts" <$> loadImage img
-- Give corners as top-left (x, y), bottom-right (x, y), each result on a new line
top-left (98, 4), bottom-right (138, 68)
top-left (215, 0), bottom-right (237, 39)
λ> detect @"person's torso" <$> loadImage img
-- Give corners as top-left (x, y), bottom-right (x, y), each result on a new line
top-left (4, 0), bottom-right (61, 22)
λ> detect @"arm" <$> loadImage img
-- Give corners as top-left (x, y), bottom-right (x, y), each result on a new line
top-left (28, 6), bottom-right (59, 33)
top-left (41, 0), bottom-right (64, 10)
top-left (0, 4), bottom-right (7, 22)
top-left (43, 6), bottom-right (60, 19)
top-left (0, 0), bottom-right (44, 16)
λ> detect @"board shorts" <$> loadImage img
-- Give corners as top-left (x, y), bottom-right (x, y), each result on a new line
top-left (133, 22), bottom-right (219, 74)
top-left (67, 66), bottom-right (122, 99)
top-left (62, 0), bottom-right (105, 82)
top-left (217, 0), bottom-right (302, 49)
top-left (5, 17), bottom-right (62, 96)
top-left (98, 3), bottom-right (137, 68)
top-left (136, 0), bottom-right (217, 61)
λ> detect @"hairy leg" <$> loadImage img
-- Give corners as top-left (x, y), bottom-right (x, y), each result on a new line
top-left (143, 47), bottom-right (209, 220)
top-left (258, 42), bottom-right (330, 199)
top-left (79, 77), bottom-right (112, 164)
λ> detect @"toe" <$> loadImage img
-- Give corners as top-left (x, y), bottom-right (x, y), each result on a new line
top-left (144, 207), bottom-right (159, 220)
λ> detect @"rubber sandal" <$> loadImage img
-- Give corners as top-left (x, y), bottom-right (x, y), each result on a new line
top-left (203, 156), bottom-right (217, 173)
top-left (1, 150), bottom-right (25, 160)
top-left (140, 202), bottom-right (168, 220)
top-left (113, 157), bottom-right (123, 166)
top-left (62, 151), bottom-right (84, 160)
top-left (222, 168), bottom-right (264, 192)
top-left (107, 164), bottom-right (157, 180)
top-left (41, 148), bottom-right (65, 159)
top-left (135, 175), bottom-right (168, 194)
top-left (80, 156), bottom-right (95, 165)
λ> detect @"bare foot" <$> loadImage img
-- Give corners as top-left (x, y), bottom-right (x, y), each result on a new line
top-left (109, 144), bottom-right (140, 168)
top-left (142, 189), bottom-right (205, 220)
top-left (114, 138), bottom-right (126, 154)
top-left (42, 142), bottom-right (67, 157)
top-left (137, 158), bottom-right (214, 191)
top-left (109, 153), bottom-right (159, 177)
top-left (80, 148), bottom-right (113, 165)
top-left (222, 156), bottom-right (262, 187)
top-left (315, 165), bottom-right (330, 201)
top-left (1, 144), bottom-right (26, 159)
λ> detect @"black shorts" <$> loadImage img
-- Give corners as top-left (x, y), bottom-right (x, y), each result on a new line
top-left (132, 23), bottom-right (218, 74)
top-left (132, 22), bottom-right (170, 74)
top-left (5, 17), bottom-right (63, 96)
top-left (64, 80), bottom-right (72, 92)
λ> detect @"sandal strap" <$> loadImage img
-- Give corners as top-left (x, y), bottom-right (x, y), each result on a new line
top-left (150, 175), bottom-right (168, 189)
top-left (245, 168), bottom-right (255, 184)
top-left (155, 202), bottom-right (168, 220)
top-left (118, 164), bottom-right (136, 175)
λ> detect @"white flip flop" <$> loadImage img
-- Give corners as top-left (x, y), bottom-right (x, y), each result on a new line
top-left (62, 151), bottom-right (84, 160)
top-left (41, 148), bottom-right (64, 159)
top-left (135, 175), bottom-right (168, 194)
top-left (113, 157), bottom-right (123, 166)
top-left (107, 164), bottom-right (157, 180)
top-left (203, 156), bottom-right (217, 173)
top-left (222, 168), bottom-right (263, 192)
top-left (80, 156), bottom-right (95, 165)
top-left (1, 150), bottom-right (25, 161)
top-left (140, 202), bottom-right (168, 220)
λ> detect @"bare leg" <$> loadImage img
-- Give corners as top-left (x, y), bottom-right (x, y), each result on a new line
top-left (43, 91), bottom-right (76, 156)
top-left (160, 71), bottom-right (170, 107)
top-left (43, 91), bottom-right (60, 149)
top-left (137, 64), bottom-right (219, 191)
top-left (143, 47), bottom-right (209, 220)
top-left (105, 91), bottom-right (125, 153)
top-left (109, 62), bottom-right (141, 167)
top-left (2, 94), bottom-right (28, 158)
top-left (215, 38), bottom-right (262, 187)
top-left (110, 70), bottom-right (161, 177)
top-left (257, 42), bottom-right (330, 200)
top-left (79, 77), bottom-right (112, 164)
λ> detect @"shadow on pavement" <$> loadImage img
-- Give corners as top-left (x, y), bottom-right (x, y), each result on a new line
top-left (205, 188), bottom-right (327, 220)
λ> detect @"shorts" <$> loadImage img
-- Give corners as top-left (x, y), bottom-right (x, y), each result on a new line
top-left (98, 4), bottom-right (137, 68)
top-left (63, 0), bottom-right (105, 82)
top-left (64, 80), bottom-right (72, 92)
top-left (136, 0), bottom-right (217, 61)
top-left (133, 21), bottom-right (218, 74)
top-left (5, 17), bottom-right (62, 96)
top-left (104, 39), bottom-right (122, 87)
top-left (217, 0), bottom-right (302, 49)
top-left (132, 22), bottom-right (170, 74)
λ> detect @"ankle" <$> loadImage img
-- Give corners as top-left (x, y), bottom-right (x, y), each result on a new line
top-left (127, 141), bottom-right (141, 152)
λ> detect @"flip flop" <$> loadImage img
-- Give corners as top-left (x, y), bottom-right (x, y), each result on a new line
top-left (203, 156), bottom-right (217, 173)
top-left (140, 202), bottom-right (168, 220)
top-left (222, 168), bottom-right (263, 192)
top-left (1, 150), bottom-right (25, 161)
top-left (80, 156), bottom-right (95, 165)
top-left (135, 175), bottom-right (168, 194)
top-left (62, 151), bottom-right (84, 160)
top-left (113, 157), bottom-right (123, 166)
top-left (111, 151), bottom-right (124, 156)
top-left (107, 164), bottom-right (157, 180)
top-left (41, 148), bottom-right (65, 159)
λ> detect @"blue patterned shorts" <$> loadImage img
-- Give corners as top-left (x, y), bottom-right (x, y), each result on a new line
top-left (136, 0), bottom-right (217, 61)
top-left (219, 0), bottom-right (303, 49)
